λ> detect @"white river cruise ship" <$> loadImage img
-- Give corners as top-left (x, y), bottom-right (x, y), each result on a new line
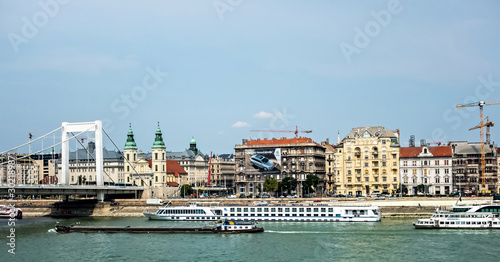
top-left (413, 204), bottom-right (500, 229)
top-left (143, 201), bottom-right (382, 222)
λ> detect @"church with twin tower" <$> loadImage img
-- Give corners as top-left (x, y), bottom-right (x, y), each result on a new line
top-left (124, 123), bottom-right (188, 198)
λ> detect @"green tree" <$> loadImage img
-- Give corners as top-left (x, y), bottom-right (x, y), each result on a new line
top-left (264, 176), bottom-right (278, 195)
top-left (279, 177), bottom-right (298, 195)
top-left (302, 175), bottom-right (320, 195)
top-left (417, 184), bottom-right (426, 194)
top-left (180, 184), bottom-right (194, 197)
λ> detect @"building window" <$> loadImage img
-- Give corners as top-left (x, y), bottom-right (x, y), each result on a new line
top-left (445, 177), bottom-right (450, 183)
top-left (435, 177), bottom-right (440, 183)
top-left (155, 165), bottom-right (158, 172)
top-left (412, 161), bottom-right (417, 166)
top-left (444, 169), bottom-right (450, 174)
top-left (393, 177), bottom-right (397, 182)
top-left (444, 160), bottom-right (449, 165)
top-left (435, 160), bottom-right (439, 165)
top-left (127, 154), bottom-right (130, 161)
top-left (127, 166), bottom-right (130, 172)
top-left (382, 177), bottom-right (387, 182)
top-left (365, 177), bottom-right (369, 182)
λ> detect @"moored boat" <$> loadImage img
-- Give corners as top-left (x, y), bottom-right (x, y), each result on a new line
top-left (143, 201), bottom-right (381, 222)
top-left (0, 205), bottom-right (22, 219)
top-left (413, 205), bottom-right (500, 229)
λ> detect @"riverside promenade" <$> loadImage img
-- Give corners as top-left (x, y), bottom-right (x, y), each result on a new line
top-left (1, 196), bottom-right (494, 218)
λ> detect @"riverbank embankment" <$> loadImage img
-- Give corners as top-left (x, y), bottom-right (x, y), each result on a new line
top-left (1, 197), bottom-right (494, 218)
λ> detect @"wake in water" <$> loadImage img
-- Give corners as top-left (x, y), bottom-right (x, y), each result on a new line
top-left (47, 229), bottom-right (57, 233)
top-left (266, 230), bottom-right (332, 234)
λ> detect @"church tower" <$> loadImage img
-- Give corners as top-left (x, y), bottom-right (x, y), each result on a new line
top-left (124, 123), bottom-right (137, 184)
top-left (152, 122), bottom-right (166, 187)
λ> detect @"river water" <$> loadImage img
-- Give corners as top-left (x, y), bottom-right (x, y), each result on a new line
top-left (2, 217), bottom-right (500, 262)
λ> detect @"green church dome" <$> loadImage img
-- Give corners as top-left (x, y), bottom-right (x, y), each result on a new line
top-left (152, 122), bottom-right (166, 149)
top-left (124, 123), bottom-right (137, 150)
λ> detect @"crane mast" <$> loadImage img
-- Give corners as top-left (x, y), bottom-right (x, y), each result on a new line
top-left (457, 100), bottom-right (500, 191)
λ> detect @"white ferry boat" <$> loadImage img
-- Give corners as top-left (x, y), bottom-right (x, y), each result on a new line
top-left (413, 204), bottom-right (500, 229)
top-left (143, 201), bottom-right (382, 222)
top-left (0, 205), bottom-right (22, 219)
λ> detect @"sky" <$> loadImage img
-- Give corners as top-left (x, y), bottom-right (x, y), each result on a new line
top-left (1, 0), bottom-right (500, 155)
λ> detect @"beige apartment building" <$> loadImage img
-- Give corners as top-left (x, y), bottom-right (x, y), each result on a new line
top-left (333, 126), bottom-right (400, 196)
top-left (209, 154), bottom-right (236, 189)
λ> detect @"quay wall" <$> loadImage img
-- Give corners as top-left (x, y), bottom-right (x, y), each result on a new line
top-left (0, 197), bottom-right (493, 218)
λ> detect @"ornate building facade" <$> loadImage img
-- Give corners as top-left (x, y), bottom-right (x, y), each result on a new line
top-left (333, 126), bottom-right (400, 196)
top-left (234, 137), bottom-right (326, 197)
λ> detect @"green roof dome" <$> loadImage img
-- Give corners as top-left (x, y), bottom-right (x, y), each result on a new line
top-left (152, 122), bottom-right (166, 149)
top-left (124, 123), bottom-right (137, 150)
top-left (190, 137), bottom-right (196, 145)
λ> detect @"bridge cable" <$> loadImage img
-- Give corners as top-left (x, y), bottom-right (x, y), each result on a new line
top-left (0, 127), bottom-right (92, 166)
top-left (0, 126), bottom-right (63, 155)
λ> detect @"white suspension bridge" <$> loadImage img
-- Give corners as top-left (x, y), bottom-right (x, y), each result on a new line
top-left (0, 120), bottom-right (144, 201)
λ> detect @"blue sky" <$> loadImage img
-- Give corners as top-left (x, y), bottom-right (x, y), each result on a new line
top-left (1, 0), bottom-right (500, 155)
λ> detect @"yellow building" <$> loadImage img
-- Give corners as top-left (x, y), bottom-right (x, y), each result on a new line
top-left (334, 126), bottom-right (400, 196)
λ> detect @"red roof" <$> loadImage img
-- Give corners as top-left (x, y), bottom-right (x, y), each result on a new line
top-left (166, 160), bottom-right (187, 177)
top-left (400, 146), bottom-right (452, 158)
top-left (243, 137), bottom-right (319, 146)
top-left (146, 159), bottom-right (152, 168)
top-left (167, 182), bottom-right (179, 187)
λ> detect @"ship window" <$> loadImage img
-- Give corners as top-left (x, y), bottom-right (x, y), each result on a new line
top-left (237, 208), bottom-right (241, 212)
top-left (250, 208), bottom-right (255, 212)
top-left (230, 208), bottom-right (235, 212)
top-left (271, 208), bottom-right (276, 212)
top-left (264, 208), bottom-right (269, 212)
top-left (299, 208), bottom-right (304, 212)
top-left (314, 208), bottom-right (319, 212)
top-left (307, 208), bottom-right (312, 212)
top-left (328, 208), bottom-right (333, 212)
top-left (285, 208), bottom-right (290, 212)
top-left (257, 208), bottom-right (262, 212)
top-left (292, 208), bottom-right (297, 212)
top-left (321, 208), bottom-right (326, 212)
top-left (244, 208), bottom-right (248, 212)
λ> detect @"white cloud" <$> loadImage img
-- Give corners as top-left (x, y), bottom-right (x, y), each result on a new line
top-left (254, 111), bottom-right (274, 119)
top-left (232, 121), bottom-right (251, 128)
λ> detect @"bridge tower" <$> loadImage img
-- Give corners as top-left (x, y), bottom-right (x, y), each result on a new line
top-left (61, 121), bottom-right (104, 186)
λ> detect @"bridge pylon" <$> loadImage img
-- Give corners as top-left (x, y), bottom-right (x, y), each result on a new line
top-left (61, 121), bottom-right (104, 187)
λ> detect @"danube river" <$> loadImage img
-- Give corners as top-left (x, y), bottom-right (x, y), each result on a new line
top-left (2, 217), bottom-right (500, 261)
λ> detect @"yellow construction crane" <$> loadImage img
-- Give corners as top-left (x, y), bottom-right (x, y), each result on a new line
top-left (456, 100), bottom-right (500, 189)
